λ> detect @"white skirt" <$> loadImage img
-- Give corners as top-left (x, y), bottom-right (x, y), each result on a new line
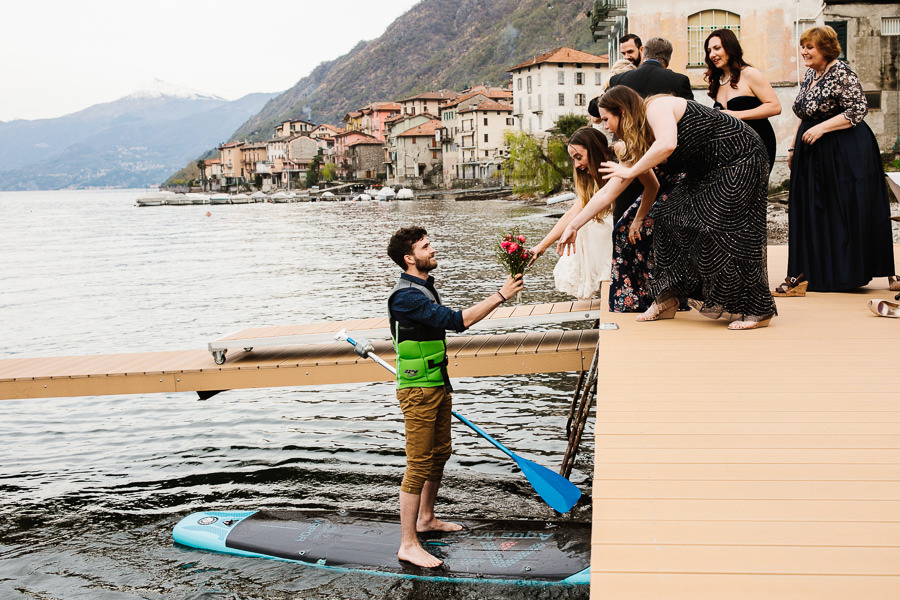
top-left (553, 212), bottom-right (613, 300)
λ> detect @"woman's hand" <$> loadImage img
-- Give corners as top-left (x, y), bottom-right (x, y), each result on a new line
top-left (801, 124), bottom-right (825, 146)
top-left (527, 245), bottom-right (545, 267)
top-left (556, 225), bottom-right (577, 256)
top-left (628, 218), bottom-right (643, 243)
top-left (599, 160), bottom-right (633, 181)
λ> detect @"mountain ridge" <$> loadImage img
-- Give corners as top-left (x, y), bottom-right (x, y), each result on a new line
top-left (0, 90), bottom-right (277, 190)
top-left (230, 0), bottom-right (603, 140)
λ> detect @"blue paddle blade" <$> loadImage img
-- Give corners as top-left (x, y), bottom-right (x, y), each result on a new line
top-left (452, 411), bottom-right (581, 513)
top-left (514, 455), bottom-right (582, 513)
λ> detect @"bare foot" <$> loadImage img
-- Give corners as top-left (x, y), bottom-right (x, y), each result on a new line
top-left (398, 542), bottom-right (443, 568)
top-left (417, 517), bottom-right (463, 533)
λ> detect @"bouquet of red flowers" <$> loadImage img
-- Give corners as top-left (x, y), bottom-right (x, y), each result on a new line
top-left (496, 228), bottom-right (531, 276)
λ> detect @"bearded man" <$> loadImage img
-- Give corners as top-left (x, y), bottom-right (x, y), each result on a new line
top-left (385, 226), bottom-right (522, 568)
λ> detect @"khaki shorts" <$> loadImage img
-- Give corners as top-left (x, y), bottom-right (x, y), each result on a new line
top-left (397, 386), bottom-right (452, 494)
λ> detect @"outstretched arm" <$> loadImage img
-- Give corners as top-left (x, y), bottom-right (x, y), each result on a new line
top-left (556, 175), bottom-right (633, 255)
top-left (461, 274), bottom-right (524, 327)
top-left (528, 200), bottom-right (581, 265)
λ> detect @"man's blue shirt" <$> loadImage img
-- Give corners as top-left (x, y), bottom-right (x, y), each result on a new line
top-left (389, 273), bottom-right (466, 333)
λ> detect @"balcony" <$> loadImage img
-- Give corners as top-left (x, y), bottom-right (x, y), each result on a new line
top-left (588, 0), bottom-right (626, 41)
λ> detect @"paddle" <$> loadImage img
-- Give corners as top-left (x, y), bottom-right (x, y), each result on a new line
top-left (335, 330), bottom-right (581, 513)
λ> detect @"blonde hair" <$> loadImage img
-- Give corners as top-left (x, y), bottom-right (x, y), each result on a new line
top-left (603, 60), bottom-right (636, 90)
top-left (599, 86), bottom-right (655, 165)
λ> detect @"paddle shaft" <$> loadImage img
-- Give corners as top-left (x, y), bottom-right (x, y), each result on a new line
top-left (337, 331), bottom-right (581, 513)
top-left (343, 336), bottom-right (507, 448)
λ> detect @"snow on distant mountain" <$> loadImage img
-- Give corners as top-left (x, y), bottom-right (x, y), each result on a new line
top-left (0, 88), bottom-right (277, 190)
top-left (126, 79), bottom-right (226, 102)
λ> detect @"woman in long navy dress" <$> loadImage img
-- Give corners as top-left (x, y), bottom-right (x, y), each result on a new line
top-left (704, 28), bottom-right (780, 172)
top-left (784, 26), bottom-right (897, 293)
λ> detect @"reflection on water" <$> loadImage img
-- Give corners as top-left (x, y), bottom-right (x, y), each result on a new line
top-left (0, 190), bottom-right (592, 599)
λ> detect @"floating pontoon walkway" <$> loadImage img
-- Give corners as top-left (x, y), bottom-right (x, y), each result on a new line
top-left (590, 245), bottom-right (900, 599)
top-left (0, 300), bottom-right (602, 400)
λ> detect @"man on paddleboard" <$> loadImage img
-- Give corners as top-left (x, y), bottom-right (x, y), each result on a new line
top-left (387, 226), bottom-right (523, 568)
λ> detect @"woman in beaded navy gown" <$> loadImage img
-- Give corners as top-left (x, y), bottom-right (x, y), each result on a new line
top-left (558, 85), bottom-right (776, 330)
top-left (783, 26), bottom-right (897, 293)
top-left (704, 28), bottom-right (780, 172)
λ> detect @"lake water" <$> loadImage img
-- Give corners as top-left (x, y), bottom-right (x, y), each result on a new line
top-left (0, 190), bottom-right (594, 599)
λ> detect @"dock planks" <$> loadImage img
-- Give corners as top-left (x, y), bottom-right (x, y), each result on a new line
top-left (590, 244), bottom-right (900, 599)
top-left (0, 301), bottom-right (601, 400)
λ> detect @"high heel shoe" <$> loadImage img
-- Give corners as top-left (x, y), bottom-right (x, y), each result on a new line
top-left (728, 314), bottom-right (774, 330)
top-left (867, 299), bottom-right (900, 318)
top-left (773, 274), bottom-right (807, 297)
top-left (888, 276), bottom-right (900, 292)
top-left (636, 297), bottom-right (679, 321)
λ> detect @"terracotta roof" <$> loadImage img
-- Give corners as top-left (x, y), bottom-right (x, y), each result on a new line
top-left (313, 124), bottom-right (341, 133)
top-left (205, 158), bottom-right (221, 164)
top-left (459, 100), bottom-right (513, 113)
top-left (396, 90), bottom-right (459, 102)
top-left (439, 86), bottom-right (512, 109)
top-left (508, 46), bottom-right (609, 71)
top-left (344, 111), bottom-right (363, 119)
top-left (397, 119), bottom-right (442, 137)
top-left (218, 141), bottom-right (245, 149)
top-left (334, 130), bottom-right (377, 139)
top-left (347, 139), bottom-right (384, 147)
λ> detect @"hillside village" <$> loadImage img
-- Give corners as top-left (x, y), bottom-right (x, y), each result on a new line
top-left (201, 47), bottom-right (609, 192)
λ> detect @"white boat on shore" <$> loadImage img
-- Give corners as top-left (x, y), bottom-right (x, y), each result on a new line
top-left (136, 191), bottom-right (175, 207)
top-left (209, 194), bottom-right (230, 205)
top-left (396, 187), bottom-right (415, 200)
top-left (186, 193), bottom-right (210, 205)
top-left (230, 193), bottom-right (251, 204)
top-left (269, 191), bottom-right (292, 203)
top-left (166, 194), bottom-right (192, 206)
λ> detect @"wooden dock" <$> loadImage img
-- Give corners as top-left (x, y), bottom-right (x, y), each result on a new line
top-left (590, 245), bottom-right (900, 599)
top-left (0, 300), bottom-right (602, 400)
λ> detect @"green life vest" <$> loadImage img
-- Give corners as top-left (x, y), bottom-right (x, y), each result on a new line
top-left (388, 279), bottom-right (450, 390)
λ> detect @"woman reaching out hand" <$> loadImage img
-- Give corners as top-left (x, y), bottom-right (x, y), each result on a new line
top-left (559, 86), bottom-right (776, 330)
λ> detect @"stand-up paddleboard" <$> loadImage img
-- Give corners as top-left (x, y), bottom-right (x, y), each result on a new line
top-left (173, 509), bottom-right (590, 586)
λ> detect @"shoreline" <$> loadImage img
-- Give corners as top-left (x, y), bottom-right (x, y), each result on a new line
top-left (517, 190), bottom-right (900, 246)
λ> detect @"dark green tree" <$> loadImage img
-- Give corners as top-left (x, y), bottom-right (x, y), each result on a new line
top-left (306, 154), bottom-right (322, 188)
top-left (555, 113), bottom-right (590, 138)
top-left (196, 159), bottom-right (207, 191)
top-left (502, 131), bottom-right (570, 194)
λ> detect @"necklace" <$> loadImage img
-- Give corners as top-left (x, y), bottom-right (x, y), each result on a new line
top-left (719, 74), bottom-right (730, 86)
top-left (812, 63), bottom-right (830, 81)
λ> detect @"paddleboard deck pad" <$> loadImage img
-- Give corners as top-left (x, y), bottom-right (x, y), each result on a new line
top-left (173, 509), bottom-right (590, 585)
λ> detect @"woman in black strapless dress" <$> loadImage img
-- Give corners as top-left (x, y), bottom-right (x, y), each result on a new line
top-left (704, 29), bottom-right (780, 172)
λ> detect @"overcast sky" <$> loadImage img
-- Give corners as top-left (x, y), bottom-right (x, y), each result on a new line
top-left (0, 0), bottom-right (420, 122)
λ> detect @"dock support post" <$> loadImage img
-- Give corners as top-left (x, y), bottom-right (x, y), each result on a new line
top-left (560, 325), bottom-right (599, 479)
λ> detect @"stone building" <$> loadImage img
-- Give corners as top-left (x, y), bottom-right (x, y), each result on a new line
top-left (508, 46), bottom-right (609, 136)
top-left (591, 0), bottom-right (900, 183)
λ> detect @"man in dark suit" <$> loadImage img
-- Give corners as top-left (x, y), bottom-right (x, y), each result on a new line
top-left (607, 37), bottom-right (693, 99)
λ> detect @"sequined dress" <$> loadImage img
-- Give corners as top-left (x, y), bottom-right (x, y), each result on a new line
top-left (650, 101), bottom-right (776, 319)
